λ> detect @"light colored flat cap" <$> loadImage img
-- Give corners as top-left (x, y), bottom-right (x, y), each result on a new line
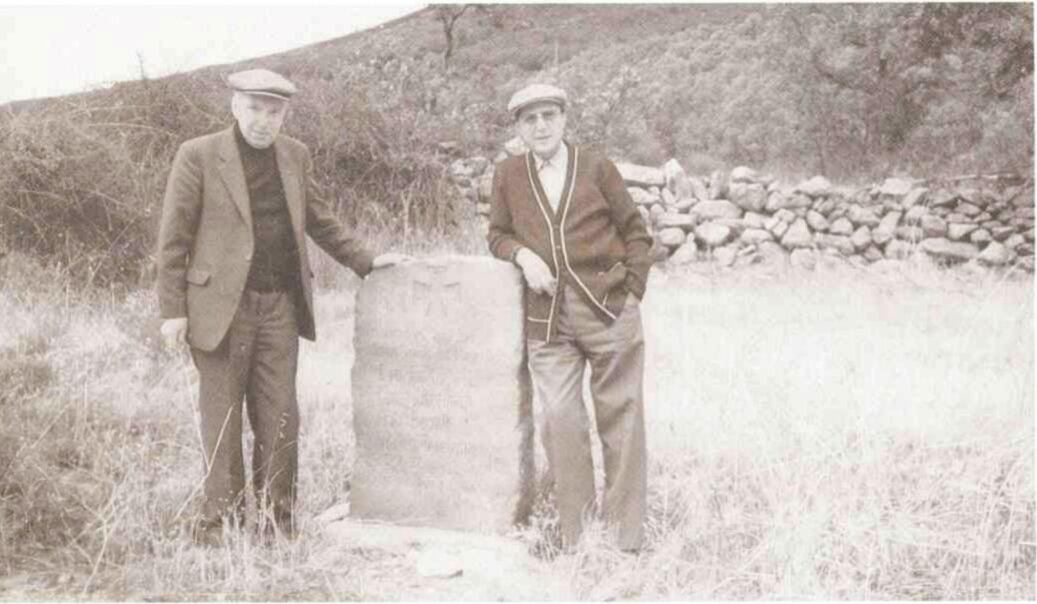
top-left (227, 68), bottom-right (297, 100)
top-left (507, 83), bottom-right (567, 118)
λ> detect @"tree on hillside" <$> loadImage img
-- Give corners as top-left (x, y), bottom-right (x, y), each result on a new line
top-left (434, 4), bottom-right (476, 67)
top-left (767, 3), bottom-right (1033, 176)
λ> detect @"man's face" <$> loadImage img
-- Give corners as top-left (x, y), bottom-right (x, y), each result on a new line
top-left (515, 101), bottom-right (566, 159)
top-left (232, 92), bottom-right (288, 149)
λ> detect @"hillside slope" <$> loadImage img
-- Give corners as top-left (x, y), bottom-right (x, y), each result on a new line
top-left (0, 4), bottom-right (1031, 284)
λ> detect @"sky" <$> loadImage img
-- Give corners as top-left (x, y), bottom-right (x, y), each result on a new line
top-left (0, 3), bottom-right (424, 104)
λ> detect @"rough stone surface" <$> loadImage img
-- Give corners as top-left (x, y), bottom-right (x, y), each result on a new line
top-left (351, 257), bottom-right (534, 533)
top-left (658, 227), bottom-right (686, 247)
top-left (863, 245), bottom-right (884, 262)
top-left (712, 218), bottom-right (746, 233)
top-left (813, 198), bottom-right (836, 216)
top-left (930, 189), bottom-right (958, 208)
top-left (708, 169), bottom-right (729, 200)
top-left (1005, 234), bottom-right (1026, 250)
top-left (816, 233), bottom-right (855, 255)
top-left (766, 216), bottom-right (789, 238)
top-left (873, 211), bottom-right (902, 246)
top-left (730, 165), bottom-right (758, 183)
top-left (948, 223), bottom-right (979, 241)
top-left (830, 217), bottom-right (854, 236)
top-left (656, 212), bottom-right (696, 230)
top-left (847, 205), bottom-right (881, 228)
top-left (920, 238), bottom-right (979, 261)
top-left (663, 158), bottom-right (688, 193)
top-left (878, 177), bottom-right (914, 198)
top-left (904, 205), bottom-right (927, 225)
top-left (756, 240), bottom-right (789, 265)
top-left (764, 192), bottom-right (785, 213)
top-left (978, 241), bottom-right (1011, 266)
top-left (921, 215), bottom-right (948, 238)
top-left (795, 176), bottom-right (833, 198)
top-left (781, 218), bottom-right (813, 248)
top-left (956, 202), bottom-right (982, 217)
top-left (851, 225), bottom-right (872, 251)
top-left (743, 211), bottom-right (767, 229)
top-left (668, 239), bottom-right (699, 264)
top-left (689, 177), bottom-right (710, 202)
top-left (902, 187), bottom-right (929, 209)
top-left (773, 208), bottom-right (797, 224)
top-left (695, 222), bottom-right (733, 247)
top-left (617, 162), bottom-right (665, 187)
top-left (740, 228), bottom-right (773, 244)
top-left (660, 187), bottom-right (677, 208)
top-left (713, 244), bottom-right (739, 267)
top-left (628, 187), bottom-right (657, 206)
top-left (896, 226), bottom-right (925, 242)
top-left (806, 210), bottom-right (830, 232)
top-left (729, 182), bottom-right (767, 212)
top-left (991, 225), bottom-right (1016, 242)
top-left (690, 199), bottom-right (743, 220)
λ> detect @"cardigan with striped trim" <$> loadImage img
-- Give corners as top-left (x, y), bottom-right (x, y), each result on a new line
top-left (487, 142), bottom-right (652, 342)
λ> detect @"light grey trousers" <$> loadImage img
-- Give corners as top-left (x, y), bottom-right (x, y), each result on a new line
top-left (527, 284), bottom-right (647, 551)
top-left (190, 289), bottom-right (300, 532)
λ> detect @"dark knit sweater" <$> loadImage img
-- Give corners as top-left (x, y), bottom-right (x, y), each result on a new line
top-left (234, 124), bottom-right (301, 292)
top-left (487, 142), bottom-right (652, 342)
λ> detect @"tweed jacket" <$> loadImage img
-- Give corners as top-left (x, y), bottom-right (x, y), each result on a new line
top-left (156, 126), bottom-right (375, 351)
top-left (487, 142), bottom-right (652, 342)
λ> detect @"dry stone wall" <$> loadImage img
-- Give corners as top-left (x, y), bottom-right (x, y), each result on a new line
top-left (449, 141), bottom-right (1035, 273)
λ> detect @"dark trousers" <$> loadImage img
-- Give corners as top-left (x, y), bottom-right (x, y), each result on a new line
top-left (190, 289), bottom-right (300, 532)
top-left (527, 284), bottom-right (647, 551)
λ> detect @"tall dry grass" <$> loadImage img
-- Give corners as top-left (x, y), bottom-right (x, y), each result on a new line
top-left (0, 250), bottom-right (1032, 599)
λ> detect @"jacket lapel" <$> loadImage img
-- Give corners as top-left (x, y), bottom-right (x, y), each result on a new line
top-left (274, 140), bottom-right (304, 239)
top-left (216, 127), bottom-right (252, 231)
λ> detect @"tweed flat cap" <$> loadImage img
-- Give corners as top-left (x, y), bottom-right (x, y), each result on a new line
top-left (227, 68), bottom-right (297, 100)
top-left (507, 83), bottom-right (567, 118)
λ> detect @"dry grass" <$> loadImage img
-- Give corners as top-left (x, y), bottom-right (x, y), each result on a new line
top-left (0, 251), bottom-right (1032, 600)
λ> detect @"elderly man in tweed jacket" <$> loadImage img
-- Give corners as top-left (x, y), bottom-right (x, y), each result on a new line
top-left (487, 83), bottom-right (652, 552)
top-left (156, 68), bottom-right (406, 545)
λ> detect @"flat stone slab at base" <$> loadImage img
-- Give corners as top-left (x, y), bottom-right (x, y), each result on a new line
top-left (322, 519), bottom-right (571, 600)
top-left (351, 256), bottom-right (534, 533)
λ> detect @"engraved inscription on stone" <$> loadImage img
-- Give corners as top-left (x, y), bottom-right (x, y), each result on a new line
top-left (350, 256), bottom-right (534, 533)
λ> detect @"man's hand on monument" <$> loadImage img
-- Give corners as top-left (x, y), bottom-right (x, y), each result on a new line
top-left (371, 253), bottom-right (412, 270)
top-left (515, 248), bottom-right (557, 296)
top-left (160, 317), bottom-right (188, 349)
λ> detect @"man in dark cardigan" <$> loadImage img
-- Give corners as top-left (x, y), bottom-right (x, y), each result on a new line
top-left (487, 83), bottom-right (652, 552)
top-left (156, 68), bottom-right (407, 545)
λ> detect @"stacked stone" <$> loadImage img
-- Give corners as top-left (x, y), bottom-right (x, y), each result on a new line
top-left (451, 144), bottom-right (1034, 272)
top-left (621, 161), bottom-right (1034, 272)
top-left (448, 155), bottom-right (492, 217)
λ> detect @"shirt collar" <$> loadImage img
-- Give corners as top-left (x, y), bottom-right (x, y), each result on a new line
top-left (534, 142), bottom-right (568, 172)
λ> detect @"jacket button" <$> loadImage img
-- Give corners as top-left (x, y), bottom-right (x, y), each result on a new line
top-left (245, 253), bottom-right (252, 260)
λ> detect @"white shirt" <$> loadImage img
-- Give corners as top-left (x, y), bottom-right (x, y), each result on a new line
top-left (534, 143), bottom-right (568, 211)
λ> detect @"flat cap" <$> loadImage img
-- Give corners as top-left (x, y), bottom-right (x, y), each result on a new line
top-left (227, 68), bottom-right (297, 101)
top-left (507, 83), bottom-right (567, 118)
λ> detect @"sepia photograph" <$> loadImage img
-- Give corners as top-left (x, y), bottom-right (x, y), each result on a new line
top-left (0, 2), bottom-right (1033, 600)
